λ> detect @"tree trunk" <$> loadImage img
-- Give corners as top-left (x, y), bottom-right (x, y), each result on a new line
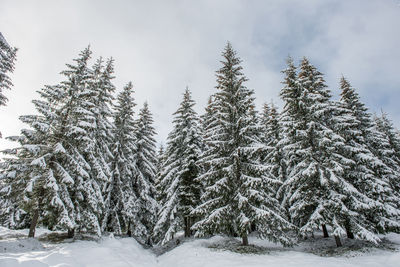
top-left (189, 217), bottom-right (193, 236)
top-left (322, 224), bottom-right (329, 238)
top-left (242, 234), bottom-right (249, 246)
top-left (344, 220), bottom-right (354, 239)
top-left (28, 208), bottom-right (39, 238)
top-left (127, 221), bottom-right (132, 237)
top-left (334, 235), bottom-right (342, 247)
top-left (184, 217), bottom-right (190, 237)
top-left (251, 222), bottom-right (256, 232)
top-left (67, 229), bottom-right (75, 238)
top-left (346, 228), bottom-right (354, 239)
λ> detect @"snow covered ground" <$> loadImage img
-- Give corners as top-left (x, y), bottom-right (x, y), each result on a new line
top-left (1, 227), bottom-right (399, 267)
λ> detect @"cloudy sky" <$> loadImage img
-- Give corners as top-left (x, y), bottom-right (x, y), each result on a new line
top-left (1, 0), bottom-right (399, 150)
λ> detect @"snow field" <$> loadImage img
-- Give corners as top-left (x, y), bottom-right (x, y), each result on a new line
top-left (1, 236), bottom-right (156, 267)
top-left (1, 228), bottom-right (400, 267)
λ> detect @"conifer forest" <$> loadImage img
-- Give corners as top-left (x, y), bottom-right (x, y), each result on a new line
top-left (0, 2), bottom-right (400, 266)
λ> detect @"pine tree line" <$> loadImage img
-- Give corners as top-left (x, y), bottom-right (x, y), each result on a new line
top-left (153, 44), bottom-right (400, 248)
top-left (1, 42), bottom-right (399, 248)
top-left (0, 47), bottom-right (157, 243)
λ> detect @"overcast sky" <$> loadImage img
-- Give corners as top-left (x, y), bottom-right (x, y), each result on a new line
top-left (1, 0), bottom-right (399, 150)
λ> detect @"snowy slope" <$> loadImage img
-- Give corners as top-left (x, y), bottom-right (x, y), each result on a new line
top-left (1, 227), bottom-right (399, 267)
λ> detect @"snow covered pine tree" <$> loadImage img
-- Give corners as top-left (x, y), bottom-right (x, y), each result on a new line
top-left (192, 43), bottom-right (293, 246)
top-left (0, 51), bottom-right (99, 237)
top-left (260, 103), bottom-right (287, 193)
top-left (374, 112), bottom-right (400, 195)
top-left (132, 102), bottom-right (158, 244)
top-left (0, 32), bottom-right (17, 137)
top-left (89, 57), bottom-right (116, 200)
top-left (279, 58), bottom-right (395, 247)
top-left (335, 78), bottom-right (400, 236)
top-left (103, 82), bottom-right (137, 236)
top-left (154, 88), bottom-right (203, 245)
top-left (53, 47), bottom-right (109, 237)
top-left (3, 47), bottom-right (116, 238)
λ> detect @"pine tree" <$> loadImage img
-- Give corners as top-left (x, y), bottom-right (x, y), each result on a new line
top-left (0, 152), bottom-right (30, 229)
top-left (155, 144), bottom-right (165, 180)
top-left (200, 96), bottom-right (216, 149)
top-left (374, 112), bottom-right (400, 182)
top-left (280, 58), bottom-right (382, 247)
top-left (260, 103), bottom-right (286, 189)
top-left (154, 88), bottom-right (203, 245)
top-left (260, 103), bottom-right (272, 144)
top-left (51, 47), bottom-right (105, 236)
top-left (192, 43), bottom-right (293, 246)
top-left (0, 32), bottom-right (17, 108)
top-left (276, 57), bottom-right (301, 205)
top-left (371, 113), bottom-right (400, 223)
top-left (0, 71), bottom-right (76, 237)
top-left (154, 143), bottom-right (165, 220)
top-left (103, 82), bottom-right (137, 235)
top-left (0, 32), bottom-right (17, 138)
top-left (197, 95), bottom-right (216, 189)
top-left (89, 57), bottom-right (115, 193)
top-left (337, 78), bottom-right (400, 235)
top-left (132, 102), bottom-right (158, 244)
